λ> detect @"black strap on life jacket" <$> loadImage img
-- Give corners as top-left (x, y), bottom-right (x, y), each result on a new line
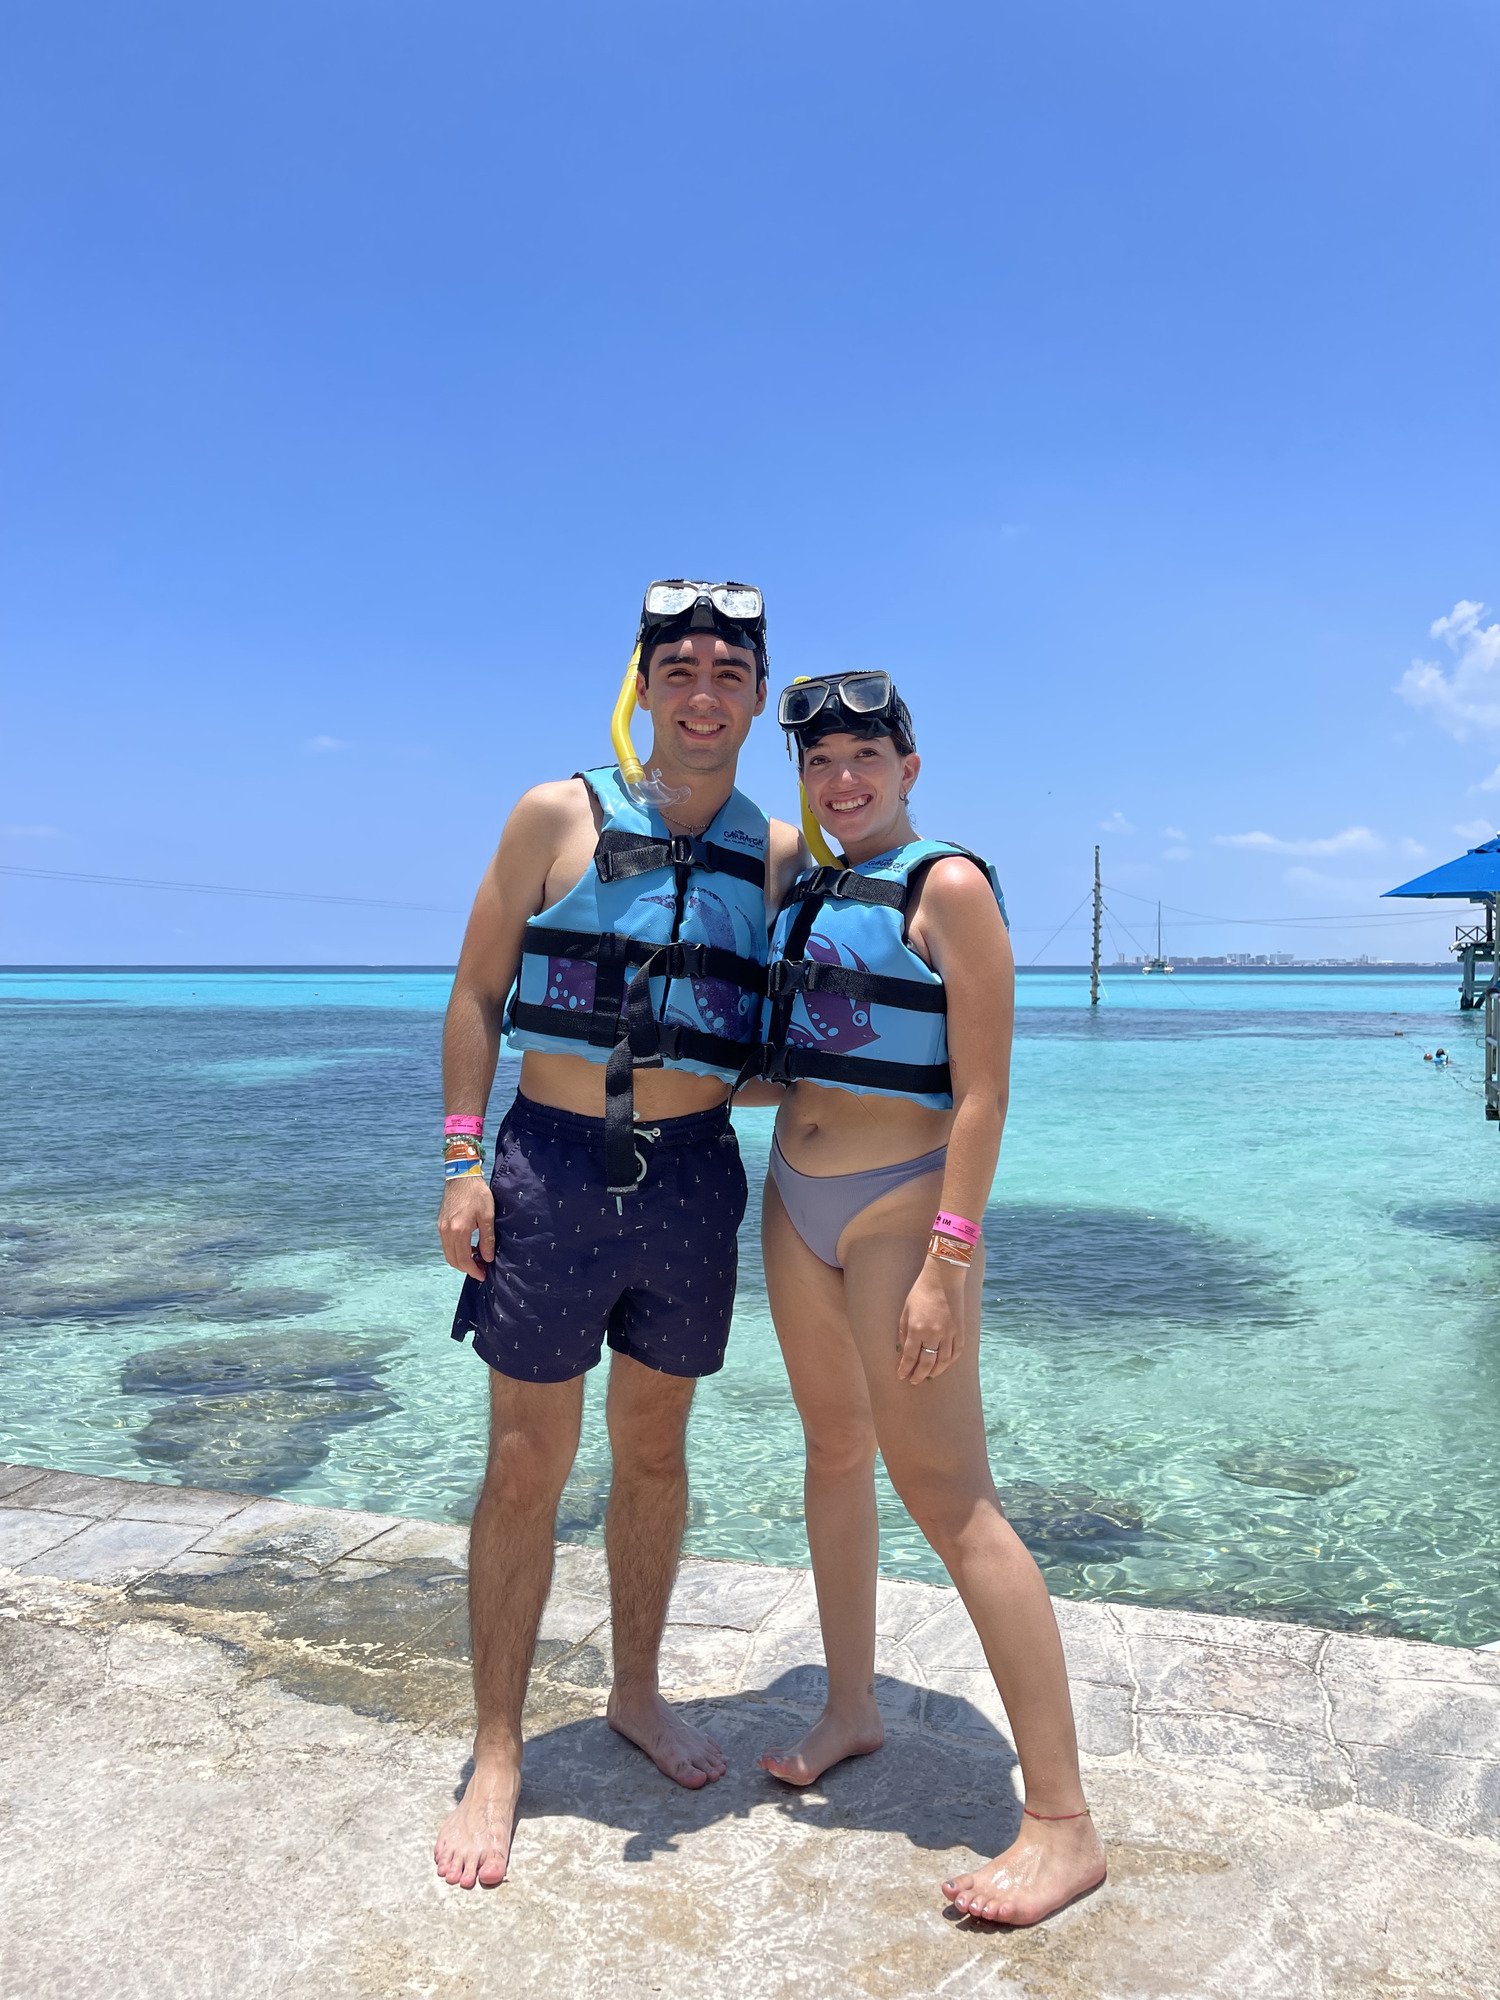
top-left (595, 830), bottom-right (766, 891)
top-left (513, 816), bottom-right (768, 1190)
top-left (759, 859), bottom-right (958, 1095)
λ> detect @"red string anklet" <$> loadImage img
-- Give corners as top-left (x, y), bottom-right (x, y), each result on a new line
top-left (1022, 1806), bottom-right (1091, 1820)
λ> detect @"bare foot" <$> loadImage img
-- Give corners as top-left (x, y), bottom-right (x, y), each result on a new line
top-left (607, 1686), bottom-right (727, 1788)
top-left (943, 1813), bottom-right (1107, 1926)
top-left (757, 1700), bottom-right (885, 1786)
top-left (433, 1748), bottom-right (522, 1890)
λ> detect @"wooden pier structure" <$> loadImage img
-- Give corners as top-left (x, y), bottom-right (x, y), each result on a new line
top-left (1455, 903), bottom-right (1499, 1010)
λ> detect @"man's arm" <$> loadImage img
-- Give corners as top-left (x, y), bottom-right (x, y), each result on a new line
top-left (437, 780), bottom-right (584, 1279)
top-left (732, 813), bottom-right (808, 1109)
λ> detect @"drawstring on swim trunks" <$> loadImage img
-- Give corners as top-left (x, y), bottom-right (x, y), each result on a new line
top-left (615, 1126), bottom-right (661, 1213)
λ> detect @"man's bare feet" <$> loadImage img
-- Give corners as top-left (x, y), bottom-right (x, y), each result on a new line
top-left (606, 1685), bottom-right (727, 1788)
top-left (943, 1813), bottom-right (1107, 1926)
top-left (433, 1747), bottom-right (522, 1890)
top-left (757, 1700), bottom-right (885, 1786)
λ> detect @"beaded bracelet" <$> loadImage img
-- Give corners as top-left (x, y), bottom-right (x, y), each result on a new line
top-left (443, 1116), bottom-right (486, 1180)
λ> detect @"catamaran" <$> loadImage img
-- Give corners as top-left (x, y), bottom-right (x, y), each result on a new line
top-left (1143, 901), bottom-right (1173, 974)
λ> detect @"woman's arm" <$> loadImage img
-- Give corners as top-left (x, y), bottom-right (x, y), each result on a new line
top-left (895, 857), bottom-right (1014, 1383)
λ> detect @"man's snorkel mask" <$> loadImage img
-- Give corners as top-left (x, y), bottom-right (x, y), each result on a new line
top-left (610, 580), bottom-right (768, 811)
top-left (779, 672), bottom-right (917, 865)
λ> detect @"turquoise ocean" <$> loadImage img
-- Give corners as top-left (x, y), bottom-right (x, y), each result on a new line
top-left (2, 967), bottom-right (1497, 1646)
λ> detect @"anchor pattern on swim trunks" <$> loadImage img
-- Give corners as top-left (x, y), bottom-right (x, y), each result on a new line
top-left (785, 932), bottom-right (881, 1053)
top-left (451, 1101), bottom-right (748, 1383)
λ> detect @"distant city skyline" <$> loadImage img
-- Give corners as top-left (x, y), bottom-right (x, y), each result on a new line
top-left (3, 1), bottom-right (1498, 965)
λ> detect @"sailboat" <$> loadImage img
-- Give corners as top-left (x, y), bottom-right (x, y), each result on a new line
top-left (1142, 902), bottom-right (1173, 974)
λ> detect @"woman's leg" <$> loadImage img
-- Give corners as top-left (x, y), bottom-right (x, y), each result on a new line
top-left (757, 1175), bottom-right (886, 1784)
top-left (839, 1194), bottom-right (1107, 1924)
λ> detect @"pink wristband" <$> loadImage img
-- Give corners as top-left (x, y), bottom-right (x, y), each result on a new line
top-left (444, 1115), bottom-right (484, 1137)
top-left (932, 1210), bottom-right (981, 1246)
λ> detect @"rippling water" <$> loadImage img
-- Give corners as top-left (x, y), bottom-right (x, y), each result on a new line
top-left (3, 966), bottom-right (1497, 1645)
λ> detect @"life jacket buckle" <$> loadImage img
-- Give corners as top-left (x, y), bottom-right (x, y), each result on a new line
top-left (667, 835), bottom-right (701, 868)
top-left (663, 940), bottom-right (708, 980)
top-left (765, 959), bottom-right (806, 1000)
top-left (655, 1023), bottom-right (685, 1061)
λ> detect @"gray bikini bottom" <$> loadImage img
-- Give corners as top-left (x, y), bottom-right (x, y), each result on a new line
top-left (769, 1133), bottom-right (949, 1269)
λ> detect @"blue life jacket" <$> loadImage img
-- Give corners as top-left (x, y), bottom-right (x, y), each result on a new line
top-left (760, 840), bottom-right (1008, 1109)
top-left (505, 765), bottom-right (770, 1189)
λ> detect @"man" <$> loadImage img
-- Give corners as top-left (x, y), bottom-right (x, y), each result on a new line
top-left (433, 581), bottom-right (802, 1891)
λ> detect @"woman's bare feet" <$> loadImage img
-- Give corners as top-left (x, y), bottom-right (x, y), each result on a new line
top-left (434, 1746), bottom-right (523, 1890)
top-left (606, 1686), bottom-right (728, 1788)
top-left (943, 1813), bottom-right (1107, 1926)
top-left (757, 1699), bottom-right (885, 1786)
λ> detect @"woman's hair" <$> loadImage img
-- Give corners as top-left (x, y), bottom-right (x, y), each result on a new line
top-left (796, 712), bottom-right (914, 764)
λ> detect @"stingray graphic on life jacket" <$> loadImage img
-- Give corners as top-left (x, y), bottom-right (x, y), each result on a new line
top-left (539, 888), bottom-right (757, 1043)
top-left (662, 887), bottom-right (760, 1043)
top-left (785, 932), bottom-right (881, 1052)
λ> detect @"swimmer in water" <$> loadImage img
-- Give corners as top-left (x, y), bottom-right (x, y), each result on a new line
top-left (1434, 1048), bottom-right (1450, 1066)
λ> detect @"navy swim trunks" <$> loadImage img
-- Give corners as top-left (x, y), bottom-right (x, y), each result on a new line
top-left (450, 1094), bottom-right (748, 1383)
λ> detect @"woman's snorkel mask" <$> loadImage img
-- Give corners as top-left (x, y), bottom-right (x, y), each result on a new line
top-left (780, 672), bottom-right (917, 866)
top-left (610, 580), bottom-right (768, 811)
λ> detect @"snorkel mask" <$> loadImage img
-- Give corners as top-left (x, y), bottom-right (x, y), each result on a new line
top-left (610, 580), bottom-right (768, 811)
top-left (780, 672), bottom-right (917, 865)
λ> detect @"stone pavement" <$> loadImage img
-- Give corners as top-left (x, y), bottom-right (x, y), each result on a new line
top-left (2, 1462), bottom-right (1497, 2000)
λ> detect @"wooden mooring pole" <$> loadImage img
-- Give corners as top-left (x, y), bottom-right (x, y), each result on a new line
top-left (1091, 844), bottom-right (1102, 1006)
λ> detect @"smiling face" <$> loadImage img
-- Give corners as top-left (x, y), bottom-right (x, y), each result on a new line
top-left (636, 631), bottom-right (766, 778)
top-left (799, 729), bottom-right (921, 858)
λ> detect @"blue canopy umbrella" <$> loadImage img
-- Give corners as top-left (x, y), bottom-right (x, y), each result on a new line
top-left (1384, 837), bottom-right (1500, 902)
top-left (1385, 837), bottom-right (1500, 1009)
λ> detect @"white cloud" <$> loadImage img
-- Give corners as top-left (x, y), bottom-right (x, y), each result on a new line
top-left (1162, 845), bottom-right (1191, 862)
top-left (0, 824), bottom-right (59, 838)
top-left (1397, 600), bottom-right (1500, 740)
top-left (1100, 810), bottom-right (1134, 835)
top-left (1214, 826), bottom-right (1383, 857)
top-left (1282, 865), bottom-right (1390, 904)
top-left (302, 735), bottom-right (347, 754)
top-left (1161, 826), bottom-right (1186, 841)
top-left (1454, 818), bottom-right (1498, 845)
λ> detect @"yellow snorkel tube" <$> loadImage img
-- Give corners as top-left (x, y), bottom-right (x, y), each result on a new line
top-left (788, 677), bottom-right (838, 866)
top-left (610, 642), bottom-right (691, 811)
top-left (610, 644), bottom-right (646, 792)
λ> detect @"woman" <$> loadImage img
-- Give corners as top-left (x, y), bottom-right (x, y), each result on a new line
top-left (754, 670), bottom-right (1106, 1926)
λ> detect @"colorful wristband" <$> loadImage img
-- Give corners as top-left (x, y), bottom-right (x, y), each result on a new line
top-left (445, 1155), bottom-right (485, 1179)
top-left (932, 1210), bottom-right (981, 1246)
top-left (444, 1115), bottom-right (484, 1138)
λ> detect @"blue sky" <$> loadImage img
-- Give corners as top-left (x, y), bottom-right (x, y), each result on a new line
top-left (3, 0), bottom-right (1498, 965)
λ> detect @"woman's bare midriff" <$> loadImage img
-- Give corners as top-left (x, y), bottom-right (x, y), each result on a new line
top-left (518, 1050), bottom-right (730, 1121)
top-left (774, 1079), bottom-right (953, 1176)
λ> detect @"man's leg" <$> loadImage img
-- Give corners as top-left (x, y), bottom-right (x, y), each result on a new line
top-left (434, 1367), bottom-right (585, 1888)
top-left (601, 1351), bottom-right (727, 1787)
